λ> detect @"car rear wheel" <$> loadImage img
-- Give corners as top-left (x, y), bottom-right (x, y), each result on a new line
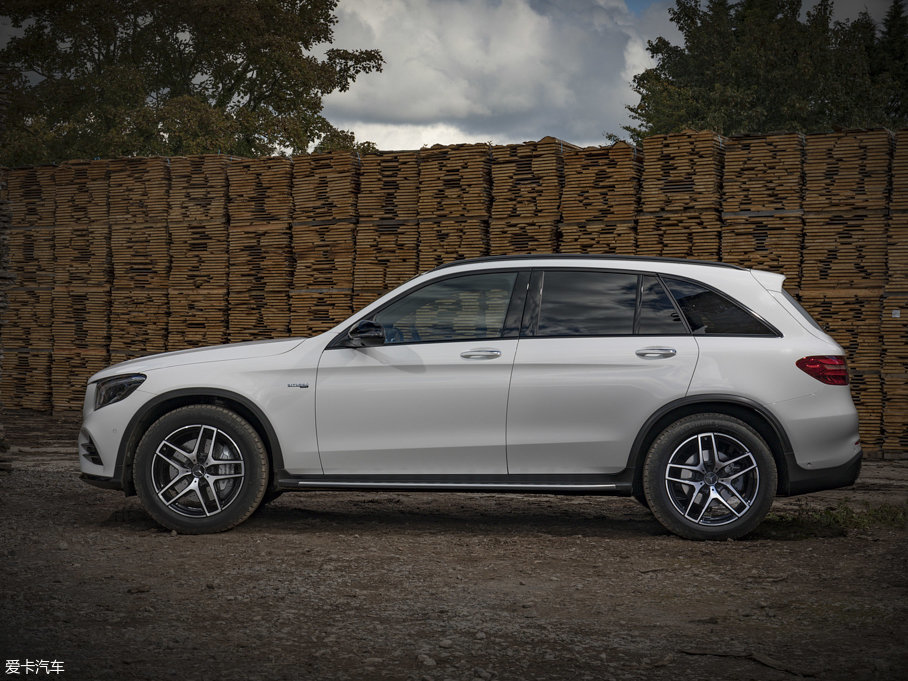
top-left (133, 405), bottom-right (269, 534)
top-left (642, 413), bottom-right (777, 540)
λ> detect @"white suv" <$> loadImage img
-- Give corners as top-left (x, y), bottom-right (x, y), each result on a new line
top-left (79, 256), bottom-right (862, 540)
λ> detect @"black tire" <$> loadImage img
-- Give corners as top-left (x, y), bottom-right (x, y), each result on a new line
top-left (133, 405), bottom-right (269, 534)
top-left (642, 413), bottom-right (777, 540)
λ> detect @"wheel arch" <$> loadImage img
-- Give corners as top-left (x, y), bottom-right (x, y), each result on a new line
top-left (114, 389), bottom-right (285, 496)
top-left (628, 395), bottom-right (794, 499)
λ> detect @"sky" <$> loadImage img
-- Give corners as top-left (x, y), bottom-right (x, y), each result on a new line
top-left (321, 0), bottom-right (893, 150)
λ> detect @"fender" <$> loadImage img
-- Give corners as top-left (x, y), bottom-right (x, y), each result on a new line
top-left (112, 388), bottom-right (286, 494)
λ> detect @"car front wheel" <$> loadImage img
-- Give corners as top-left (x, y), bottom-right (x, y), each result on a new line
top-left (642, 413), bottom-right (777, 540)
top-left (133, 405), bottom-right (269, 534)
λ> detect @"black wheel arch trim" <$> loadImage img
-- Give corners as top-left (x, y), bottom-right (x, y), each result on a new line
top-left (626, 394), bottom-right (798, 497)
top-left (112, 388), bottom-right (286, 496)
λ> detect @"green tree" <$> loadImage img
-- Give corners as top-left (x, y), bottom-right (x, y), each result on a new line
top-left (874, 0), bottom-right (908, 124)
top-left (0, 0), bottom-right (383, 165)
top-left (624, 0), bottom-right (902, 142)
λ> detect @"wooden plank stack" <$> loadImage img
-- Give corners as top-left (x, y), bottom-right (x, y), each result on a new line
top-left (168, 155), bottom-right (229, 349)
top-left (638, 131), bottom-right (723, 260)
top-left (417, 143), bottom-right (491, 269)
top-left (800, 130), bottom-right (893, 451)
top-left (51, 160), bottom-right (111, 409)
top-left (559, 142), bottom-right (640, 255)
top-left (227, 157), bottom-right (293, 341)
top-left (883, 130), bottom-right (908, 455)
top-left (490, 137), bottom-right (568, 255)
top-left (108, 158), bottom-right (170, 364)
top-left (290, 152), bottom-right (359, 336)
top-left (1, 166), bottom-right (56, 410)
top-left (721, 133), bottom-right (804, 287)
top-left (354, 152), bottom-right (419, 308)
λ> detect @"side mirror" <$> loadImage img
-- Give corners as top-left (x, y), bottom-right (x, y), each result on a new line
top-left (347, 319), bottom-right (386, 347)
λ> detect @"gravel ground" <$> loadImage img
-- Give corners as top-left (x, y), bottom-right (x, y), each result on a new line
top-left (1, 410), bottom-right (907, 681)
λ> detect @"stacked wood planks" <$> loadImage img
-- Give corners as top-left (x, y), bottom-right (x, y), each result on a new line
top-left (638, 131), bottom-right (723, 260)
top-left (417, 143), bottom-right (491, 269)
top-left (167, 155), bottom-right (229, 349)
top-left (883, 130), bottom-right (908, 455)
top-left (721, 133), bottom-right (804, 287)
top-left (290, 152), bottom-right (359, 336)
top-left (799, 130), bottom-right (893, 451)
top-left (108, 158), bottom-right (170, 365)
top-left (1, 166), bottom-right (56, 410)
top-left (559, 142), bottom-right (640, 255)
top-left (354, 152), bottom-right (420, 308)
top-left (226, 157), bottom-right (293, 341)
top-left (51, 160), bottom-right (111, 409)
top-left (490, 137), bottom-right (568, 255)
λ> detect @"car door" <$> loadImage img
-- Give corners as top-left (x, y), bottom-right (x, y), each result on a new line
top-left (315, 270), bottom-right (524, 475)
top-left (506, 270), bottom-right (699, 474)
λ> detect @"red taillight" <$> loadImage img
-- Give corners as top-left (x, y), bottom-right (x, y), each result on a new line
top-left (796, 356), bottom-right (849, 385)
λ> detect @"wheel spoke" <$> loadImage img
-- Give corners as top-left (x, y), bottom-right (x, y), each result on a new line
top-left (714, 490), bottom-right (744, 518)
top-left (162, 479), bottom-right (198, 508)
top-left (698, 433), bottom-right (718, 469)
top-left (154, 449), bottom-right (190, 473)
top-left (725, 462), bottom-right (757, 481)
top-left (156, 471), bottom-right (192, 498)
top-left (198, 478), bottom-right (222, 517)
top-left (719, 481), bottom-right (751, 510)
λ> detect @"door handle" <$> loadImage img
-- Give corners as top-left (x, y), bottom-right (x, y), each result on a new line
top-left (635, 347), bottom-right (677, 359)
top-left (460, 349), bottom-right (502, 360)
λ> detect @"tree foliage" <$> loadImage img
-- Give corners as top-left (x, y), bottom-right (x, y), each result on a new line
top-left (624, 0), bottom-right (908, 142)
top-left (0, 0), bottom-right (383, 165)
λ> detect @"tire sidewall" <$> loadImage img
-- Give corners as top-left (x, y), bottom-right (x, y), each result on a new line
top-left (133, 405), bottom-right (269, 534)
top-left (643, 413), bottom-right (777, 540)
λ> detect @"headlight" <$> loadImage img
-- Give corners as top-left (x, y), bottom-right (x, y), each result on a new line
top-left (94, 374), bottom-right (146, 410)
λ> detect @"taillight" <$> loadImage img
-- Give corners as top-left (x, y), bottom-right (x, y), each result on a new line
top-left (796, 356), bottom-right (849, 385)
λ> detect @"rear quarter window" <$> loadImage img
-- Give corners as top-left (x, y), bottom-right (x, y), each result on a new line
top-left (663, 277), bottom-right (777, 336)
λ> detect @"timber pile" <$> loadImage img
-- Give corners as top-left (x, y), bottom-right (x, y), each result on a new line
top-left (803, 130), bottom-right (891, 213)
top-left (227, 157), bottom-right (292, 341)
top-left (489, 137), bottom-right (567, 255)
top-left (168, 155), bottom-right (228, 349)
top-left (290, 152), bottom-right (358, 336)
top-left (560, 142), bottom-right (640, 255)
top-left (51, 160), bottom-right (111, 409)
top-left (721, 134), bottom-right (804, 286)
top-left (417, 143), bottom-right (490, 269)
top-left (638, 131), bottom-right (723, 260)
top-left (108, 158), bottom-right (170, 364)
top-left (354, 152), bottom-right (419, 308)
top-left (1, 166), bottom-right (55, 410)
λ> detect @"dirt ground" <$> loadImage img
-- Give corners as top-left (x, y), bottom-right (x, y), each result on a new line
top-left (1, 410), bottom-right (906, 681)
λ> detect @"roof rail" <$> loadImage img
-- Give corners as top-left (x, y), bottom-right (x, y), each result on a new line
top-left (430, 254), bottom-right (746, 272)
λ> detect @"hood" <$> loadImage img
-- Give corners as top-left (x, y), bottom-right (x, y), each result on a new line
top-left (90, 337), bottom-right (309, 382)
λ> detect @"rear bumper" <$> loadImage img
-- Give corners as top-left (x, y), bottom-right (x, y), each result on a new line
top-left (782, 449), bottom-right (862, 496)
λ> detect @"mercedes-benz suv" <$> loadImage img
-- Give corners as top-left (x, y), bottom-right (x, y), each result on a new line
top-left (79, 255), bottom-right (862, 540)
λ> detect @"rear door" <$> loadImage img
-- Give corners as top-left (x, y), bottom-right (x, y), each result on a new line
top-left (506, 270), bottom-right (699, 474)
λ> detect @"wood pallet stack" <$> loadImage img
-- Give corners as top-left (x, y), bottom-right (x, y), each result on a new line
top-left (1, 166), bottom-right (56, 410)
top-left (721, 133), bottom-right (804, 286)
top-left (108, 157), bottom-right (170, 364)
top-left (51, 160), bottom-right (111, 409)
top-left (417, 143), bottom-right (491, 269)
top-left (227, 157), bottom-right (292, 341)
top-left (800, 129), bottom-right (893, 452)
top-left (290, 152), bottom-right (359, 336)
top-left (354, 152), bottom-right (419, 308)
top-left (559, 142), bottom-right (641, 255)
top-left (167, 155), bottom-right (229, 349)
top-left (883, 130), bottom-right (908, 455)
top-left (489, 137), bottom-right (567, 255)
top-left (638, 131), bottom-right (724, 259)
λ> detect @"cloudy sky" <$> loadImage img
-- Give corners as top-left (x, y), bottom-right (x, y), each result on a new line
top-left (322, 0), bottom-right (892, 150)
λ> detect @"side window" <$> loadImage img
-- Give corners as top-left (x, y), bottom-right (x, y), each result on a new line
top-left (373, 272), bottom-right (518, 343)
top-left (637, 275), bottom-right (687, 334)
top-left (664, 277), bottom-right (776, 336)
top-left (536, 271), bottom-right (637, 336)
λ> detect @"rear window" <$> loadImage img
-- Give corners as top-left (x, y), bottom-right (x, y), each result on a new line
top-left (663, 278), bottom-right (776, 336)
top-left (537, 271), bottom-right (637, 336)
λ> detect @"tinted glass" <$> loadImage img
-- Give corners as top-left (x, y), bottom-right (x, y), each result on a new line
top-left (664, 278), bottom-right (775, 336)
top-left (374, 272), bottom-right (517, 343)
top-left (637, 275), bottom-right (687, 334)
top-left (536, 271), bottom-right (637, 336)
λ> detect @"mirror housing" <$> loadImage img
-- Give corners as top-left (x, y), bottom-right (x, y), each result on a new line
top-left (347, 319), bottom-right (386, 347)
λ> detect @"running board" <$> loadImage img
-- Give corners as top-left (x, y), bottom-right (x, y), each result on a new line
top-left (276, 476), bottom-right (633, 495)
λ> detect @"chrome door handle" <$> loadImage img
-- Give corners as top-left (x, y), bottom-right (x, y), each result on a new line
top-left (460, 349), bottom-right (502, 360)
top-left (635, 347), bottom-right (677, 359)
